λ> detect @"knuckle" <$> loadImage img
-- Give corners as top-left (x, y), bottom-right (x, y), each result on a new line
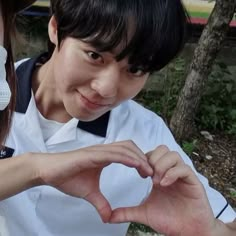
top-left (158, 145), bottom-right (169, 153)
top-left (170, 151), bottom-right (181, 158)
top-left (169, 151), bottom-right (184, 164)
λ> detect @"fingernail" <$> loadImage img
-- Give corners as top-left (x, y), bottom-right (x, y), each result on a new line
top-left (160, 177), bottom-right (169, 186)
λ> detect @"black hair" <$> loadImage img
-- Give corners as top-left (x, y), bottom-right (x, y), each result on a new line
top-left (51, 0), bottom-right (189, 73)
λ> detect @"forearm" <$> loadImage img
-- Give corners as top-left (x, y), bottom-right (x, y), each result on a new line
top-left (0, 153), bottom-right (40, 200)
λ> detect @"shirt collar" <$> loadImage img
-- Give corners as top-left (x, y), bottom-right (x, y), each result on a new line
top-left (15, 54), bottom-right (110, 138)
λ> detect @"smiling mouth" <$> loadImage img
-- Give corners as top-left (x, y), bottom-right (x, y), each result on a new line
top-left (79, 93), bottom-right (111, 109)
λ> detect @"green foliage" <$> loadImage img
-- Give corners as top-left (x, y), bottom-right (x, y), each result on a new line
top-left (229, 189), bottom-right (236, 199)
top-left (137, 57), bottom-right (236, 135)
top-left (128, 223), bottom-right (156, 234)
top-left (182, 139), bottom-right (199, 156)
top-left (137, 57), bottom-right (187, 122)
top-left (159, 58), bottom-right (187, 121)
top-left (16, 15), bottom-right (49, 40)
top-left (196, 61), bottom-right (236, 135)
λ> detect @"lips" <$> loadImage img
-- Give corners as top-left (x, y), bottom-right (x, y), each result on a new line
top-left (79, 93), bottom-right (111, 110)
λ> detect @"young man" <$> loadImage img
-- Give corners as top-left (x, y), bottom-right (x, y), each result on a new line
top-left (0, 0), bottom-right (153, 230)
top-left (0, 0), bottom-right (152, 208)
top-left (1, 0), bottom-right (235, 235)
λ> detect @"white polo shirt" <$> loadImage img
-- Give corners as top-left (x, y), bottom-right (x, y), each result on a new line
top-left (0, 55), bottom-right (235, 236)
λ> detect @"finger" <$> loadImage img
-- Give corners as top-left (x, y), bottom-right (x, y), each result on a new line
top-left (110, 153), bottom-right (153, 178)
top-left (92, 144), bottom-right (153, 177)
top-left (92, 149), bottom-right (153, 177)
top-left (84, 190), bottom-right (112, 223)
top-left (109, 205), bottom-right (147, 225)
top-left (78, 143), bottom-right (153, 176)
top-left (152, 151), bottom-right (183, 185)
top-left (89, 143), bottom-right (145, 165)
top-left (92, 140), bottom-right (149, 167)
top-left (109, 153), bottom-right (153, 178)
top-left (160, 164), bottom-right (199, 187)
top-left (111, 140), bottom-right (148, 163)
top-left (146, 145), bottom-right (170, 167)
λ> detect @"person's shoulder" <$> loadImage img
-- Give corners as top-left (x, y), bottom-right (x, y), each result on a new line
top-left (109, 100), bottom-right (170, 151)
top-left (125, 99), bottom-right (162, 121)
top-left (113, 99), bottom-right (165, 128)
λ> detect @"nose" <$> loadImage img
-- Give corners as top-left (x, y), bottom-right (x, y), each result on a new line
top-left (90, 65), bottom-right (120, 98)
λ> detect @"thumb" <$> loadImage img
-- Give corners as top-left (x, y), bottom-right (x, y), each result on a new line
top-left (84, 190), bottom-right (112, 223)
top-left (109, 205), bottom-right (146, 225)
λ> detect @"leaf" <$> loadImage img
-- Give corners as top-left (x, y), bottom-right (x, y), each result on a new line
top-left (226, 83), bottom-right (233, 93)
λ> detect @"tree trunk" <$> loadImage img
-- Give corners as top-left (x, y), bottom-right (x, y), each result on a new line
top-left (170, 0), bottom-right (236, 141)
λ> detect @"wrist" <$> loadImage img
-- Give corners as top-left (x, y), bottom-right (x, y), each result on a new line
top-left (20, 152), bottom-right (43, 187)
top-left (29, 152), bottom-right (56, 186)
top-left (0, 152), bottom-right (42, 200)
top-left (210, 219), bottom-right (236, 236)
top-left (189, 219), bottom-right (227, 236)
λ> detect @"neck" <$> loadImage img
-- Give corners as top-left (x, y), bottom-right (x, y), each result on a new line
top-left (32, 57), bottom-right (71, 123)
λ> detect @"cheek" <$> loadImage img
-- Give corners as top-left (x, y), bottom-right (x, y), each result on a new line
top-left (117, 78), bottom-right (147, 103)
top-left (54, 55), bottom-right (90, 90)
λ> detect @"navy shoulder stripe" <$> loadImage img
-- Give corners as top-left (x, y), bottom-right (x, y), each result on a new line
top-left (216, 202), bottom-right (229, 219)
top-left (15, 57), bottom-right (40, 113)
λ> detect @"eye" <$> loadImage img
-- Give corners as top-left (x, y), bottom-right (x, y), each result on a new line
top-left (87, 51), bottom-right (104, 63)
top-left (127, 66), bottom-right (146, 77)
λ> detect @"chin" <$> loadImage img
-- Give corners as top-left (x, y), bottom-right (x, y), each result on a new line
top-left (68, 106), bottom-right (109, 122)
top-left (73, 112), bottom-right (103, 122)
top-left (78, 116), bottom-right (97, 122)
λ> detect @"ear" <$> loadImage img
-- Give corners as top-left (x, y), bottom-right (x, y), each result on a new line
top-left (48, 15), bottom-right (58, 45)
